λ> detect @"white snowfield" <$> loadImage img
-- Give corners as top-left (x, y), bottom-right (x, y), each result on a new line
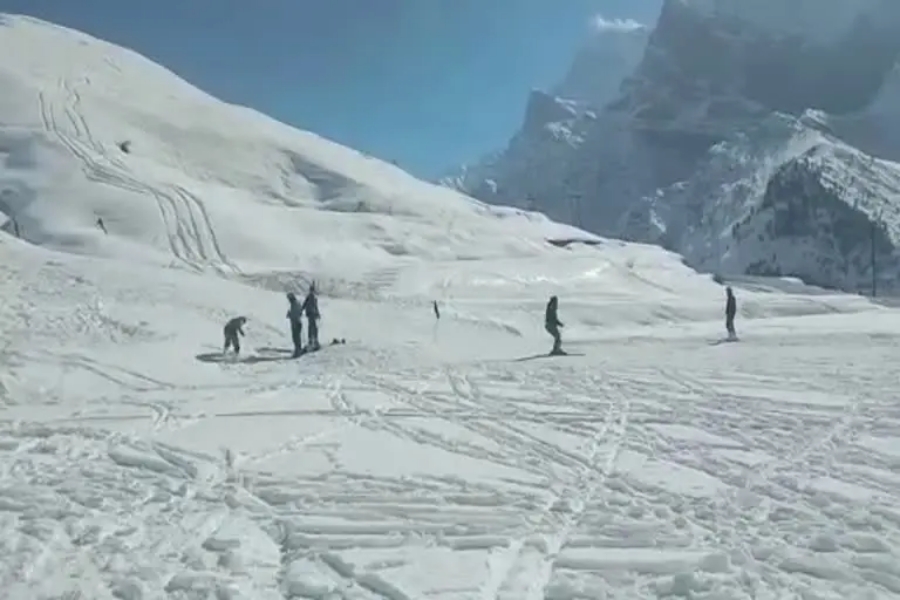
top-left (2, 13), bottom-right (900, 600)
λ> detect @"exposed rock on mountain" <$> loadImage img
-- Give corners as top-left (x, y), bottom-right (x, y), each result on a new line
top-left (444, 0), bottom-right (900, 293)
top-left (553, 17), bottom-right (650, 109)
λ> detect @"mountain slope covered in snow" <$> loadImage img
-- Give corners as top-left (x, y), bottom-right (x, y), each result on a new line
top-left (4, 13), bottom-right (900, 600)
top-left (0, 14), bottom-right (600, 290)
top-left (445, 0), bottom-right (900, 294)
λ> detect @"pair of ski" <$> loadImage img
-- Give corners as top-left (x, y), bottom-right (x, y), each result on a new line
top-left (291, 337), bottom-right (347, 358)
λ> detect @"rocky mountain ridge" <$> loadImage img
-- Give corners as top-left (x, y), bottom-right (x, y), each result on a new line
top-left (444, 0), bottom-right (900, 294)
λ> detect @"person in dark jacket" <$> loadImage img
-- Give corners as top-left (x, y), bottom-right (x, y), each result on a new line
top-left (286, 292), bottom-right (304, 357)
top-left (725, 286), bottom-right (737, 339)
top-left (223, 316), bottom-right (247, 356)
top-left (301, 283), bottom-right (321, 352)
top-left (545, 295), bottom-right (564, 355)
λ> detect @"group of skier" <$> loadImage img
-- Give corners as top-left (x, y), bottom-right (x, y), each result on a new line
top-left (286, 284), bottom-right (321, 357)
top-left (221, 281), bottom-right (738, 360)
top-left (221, 284), bottom-right (321, 359)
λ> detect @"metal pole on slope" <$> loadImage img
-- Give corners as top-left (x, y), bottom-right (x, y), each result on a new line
top-left (871, 208), bottom-right (882, 298)
top-left (871, 218), bottom-right (876, 297)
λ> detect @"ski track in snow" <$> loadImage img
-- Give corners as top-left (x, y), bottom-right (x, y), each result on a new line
top-left (38, 76), bottom-right (239, 275)
top-left (3, 332), bottom-right (900, 599)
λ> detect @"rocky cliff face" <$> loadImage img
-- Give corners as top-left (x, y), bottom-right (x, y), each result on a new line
top-left (444, 0), bottom-right (900, 293)
top-left (617, 0), bottom-right (900, 126)
top-left (553, 19), bottom-right (650, 110)
top-left (827, 64), bottom-right (900, 164)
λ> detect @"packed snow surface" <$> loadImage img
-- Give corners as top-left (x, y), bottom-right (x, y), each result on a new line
top-left (3, 13), bottom-right (900, 600)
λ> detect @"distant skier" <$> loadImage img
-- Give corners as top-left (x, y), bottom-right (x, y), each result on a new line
top-left (286, 292), bottom-right (304, 358)
top-left (223, 316), bottom-right (247, 356)
top-left (725, 286), bottom-right (737, 340)
top-left (96, 217), bottom-right (107, 234)
top-left (545, 296), bottom-right (564, 355)
top-left (301, 283), bottom-right (321, 352)
top-left (432, 300), bottom-right (440, 320)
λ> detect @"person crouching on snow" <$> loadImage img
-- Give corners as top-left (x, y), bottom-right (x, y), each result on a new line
top-left (223, 316), bottom-right (247, 356)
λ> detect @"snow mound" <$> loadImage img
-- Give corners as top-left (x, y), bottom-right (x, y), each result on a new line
top-left (0, 13), bottom-right (597, 285)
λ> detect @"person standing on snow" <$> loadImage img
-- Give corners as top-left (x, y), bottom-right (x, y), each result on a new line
top-left (725, 286), bottom-right (737, 340)
top-left (223, 316), bottom-right (247, 356)
top-left (301, 283), bottom-right (321, 352)
top-left (286, 292), bottom-right (304, 357)
top-left (545, 295), bottom-right (564, 355)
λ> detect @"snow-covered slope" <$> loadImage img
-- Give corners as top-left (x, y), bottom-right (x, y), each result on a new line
top-left (4, 14), bottom-right (900, 600)
top-left (445, 0), bottom-right (900, 293)
top-left (0, 14), bottom-right (601, 289)
top-left (7, 210), bottom-right (900, 599)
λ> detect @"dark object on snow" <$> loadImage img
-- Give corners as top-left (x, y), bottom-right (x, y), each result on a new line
top-left (301, 283), bottom-right (321, 352)
top-left (725, 286), bottom-right (737, 339)
top-left (118, 141), bottom-right (131, 153)
top-left (287, 292), bottom-right (304, 357)
top-left (544, 296), bottom-right (564, 355)
top-left (96, 217), bottom-right (107, 234)
top-left (432, 300), bottom-right (440, 319)
top-left (223, 316), bottom-right (247, 355)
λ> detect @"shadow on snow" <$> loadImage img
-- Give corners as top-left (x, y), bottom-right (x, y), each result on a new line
top-left (194, 351), bottom-right (293, 364)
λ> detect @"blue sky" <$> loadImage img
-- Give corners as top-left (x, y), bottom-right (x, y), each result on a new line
top-left (1, 0), bottom-right (660, 177)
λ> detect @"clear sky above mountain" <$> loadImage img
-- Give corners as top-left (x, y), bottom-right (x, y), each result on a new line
top-left (0, 0), bottom-right (660, 177)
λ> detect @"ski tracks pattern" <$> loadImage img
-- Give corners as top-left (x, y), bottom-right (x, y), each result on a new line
top-left (36, 77), bottom-right (238, 274)
top-left (4, 347), bottom-right (900, 598)
top-left (5, 299), bottom-right (900, 593)
top-left (484, 379), bottom-right (630, 600)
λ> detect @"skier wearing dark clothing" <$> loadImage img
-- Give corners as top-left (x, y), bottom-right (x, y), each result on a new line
top-left (301, 283), bottom-right (321, 352)
top-left (545, 296), bottom-right (564, 355)
top-left (223, 316), bottom-right (247, 355)
top-left (286, 292), bottom-right (304, 357)
top-left (725, 286), bottom-right (737, 339)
